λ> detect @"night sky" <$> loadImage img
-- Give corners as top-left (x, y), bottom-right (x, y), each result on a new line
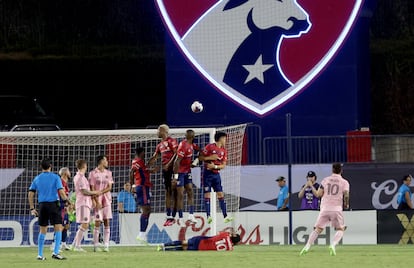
top-left (0, 0), bottom-right (166, 130)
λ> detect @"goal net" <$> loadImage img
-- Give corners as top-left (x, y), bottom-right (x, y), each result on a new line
top-left (0, 123), bottom-right (247, 247)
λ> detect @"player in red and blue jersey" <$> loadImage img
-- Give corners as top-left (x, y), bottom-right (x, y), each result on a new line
top-left (173, 129), bottom-right (200, 226)
top-left (198, 131), bottom-right (233, 224)
top-left (157, 231), bottom-right (240, 251)
top-left (148, 124), bottom-right (179, 226)
top-left (130, 147), bottom-right (156, 243)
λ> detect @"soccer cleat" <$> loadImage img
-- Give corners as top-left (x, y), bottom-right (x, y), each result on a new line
top-left (72, 246), bottom-right (87, 252)
top-left (136, 235), bottom-right (149, 245)
top-left (156, 244), bottom-right (165, 252)
top-left (299, 247), bottom-right (309, 256)
top-left (37, 255), bottom-right (46, 261)
top-left (163, 218), bottom-right (175, 227)
top-left (224, 216), bottom-right (234, 223)
top-left (188, 214), bottom-right (198, 224)
top-left (207, 216), bottom-right (213, 224)
top-left (62, 244), bottom-right (71, 251)
top-left (94, 246), bottom-right (103, 252)
top-left (329, 245), bottom-right (336, 256)
top-left (52, 253), bottom-right (67, 260)
top-left (103, 247), bottom-right (109, 252)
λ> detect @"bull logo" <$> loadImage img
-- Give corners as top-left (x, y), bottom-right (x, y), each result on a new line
top-left (155, 0), bottom-right (363, 115)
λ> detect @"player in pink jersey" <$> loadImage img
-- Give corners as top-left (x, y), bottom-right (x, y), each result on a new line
top-left (89, 155), bottom-right (114, 252)
top-left (173, 129), bottom-right (200, 226)
top-left (198, 131), bottom-right (233, 224)
top-left (71, 159), bottom-right (99, 252)
top-left (300, 162), bottom-right (350, 256)
top-left (148, 124), bottom-right (179, 226)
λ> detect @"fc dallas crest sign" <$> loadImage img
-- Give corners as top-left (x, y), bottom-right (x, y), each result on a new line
top-left (155, 0), bottom-right (364, 115)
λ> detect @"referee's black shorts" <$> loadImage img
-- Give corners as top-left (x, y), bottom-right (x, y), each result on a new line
top-left (38, 201), bottom-right (63, 226)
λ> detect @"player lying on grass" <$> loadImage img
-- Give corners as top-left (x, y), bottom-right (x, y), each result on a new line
top-left (157, 231), bottom-right (241, 251)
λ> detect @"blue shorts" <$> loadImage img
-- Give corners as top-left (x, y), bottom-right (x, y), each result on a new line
top-left (202, 170), bottom-right (223, 193)
top-left (187, 236), bottom-right (208, 250)
top-left (177, 173), bottom-right (193, 187)
top-left (135, 185), bottom-right (151, 206)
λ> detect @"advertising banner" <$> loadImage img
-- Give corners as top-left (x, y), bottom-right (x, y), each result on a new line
top-left (119, 211), bottom-right (377, 245)
top-left (377, 210), bottom-right (414, 244)
top-left (0, 215), bottom-right (119, 247)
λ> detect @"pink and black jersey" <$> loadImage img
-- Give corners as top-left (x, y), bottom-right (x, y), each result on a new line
top-left (176, 139), bottom-right (199, 173)
top-left (202, 143), bottom-right (227, 174)
top-left (156, 136), bottom-right (178, 166)
top-left (319, 173), bottom-right (350, 211)
top-left (88, 168), bottom-right (114, 207)
top-left (131, 157), bottom-right (152, 187)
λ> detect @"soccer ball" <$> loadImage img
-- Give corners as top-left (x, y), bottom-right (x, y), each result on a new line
top-left (191, 101), bottom-right (203, 113)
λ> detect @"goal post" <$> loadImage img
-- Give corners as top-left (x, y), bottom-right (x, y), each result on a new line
top-left (0, 123), bottom-right (247, 247)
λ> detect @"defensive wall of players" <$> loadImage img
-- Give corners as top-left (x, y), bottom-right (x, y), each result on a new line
top-left (1, 162), bottom-right (412, 247)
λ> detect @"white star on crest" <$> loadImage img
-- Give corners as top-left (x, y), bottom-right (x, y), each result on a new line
top-left (242, 55), bottom-right (273, 84)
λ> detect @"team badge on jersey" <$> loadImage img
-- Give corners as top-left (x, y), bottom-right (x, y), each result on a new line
top-left (155, 0), bottom-right (363, 115)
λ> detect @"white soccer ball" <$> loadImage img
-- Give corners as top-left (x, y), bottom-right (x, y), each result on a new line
top-left (191, 101), bottom-right (203, 113)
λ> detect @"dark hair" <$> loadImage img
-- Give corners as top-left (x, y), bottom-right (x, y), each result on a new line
top-left (40, 158), bottom-right (52, 170)
top-left (402, 175), bottom-right (412, 183)
top-left (96, 155), bottom-right (106, 165)
top-left (135, 147), bottom-right (145, 156)
top-left (230, 233), bottom-right (241, 245)
top-left (332, 162), bottom-right (342, 174)
top-left (214, 131), bottom-right (227, 142)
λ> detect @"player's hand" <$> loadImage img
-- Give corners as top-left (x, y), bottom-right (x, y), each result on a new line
top-left (162, 164), bottom-right (169, 171)
top-left (209, 154), bottom-right (219, 161)
top-left (206, 163), bottom-right (215, 170)
top-left (191, 158), bottom-right (199, 167)
top-left (30, 209), bottom-right (38, 217)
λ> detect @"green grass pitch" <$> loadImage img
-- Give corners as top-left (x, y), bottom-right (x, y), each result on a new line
top-left (0, 244), bottom-right (411, 268)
